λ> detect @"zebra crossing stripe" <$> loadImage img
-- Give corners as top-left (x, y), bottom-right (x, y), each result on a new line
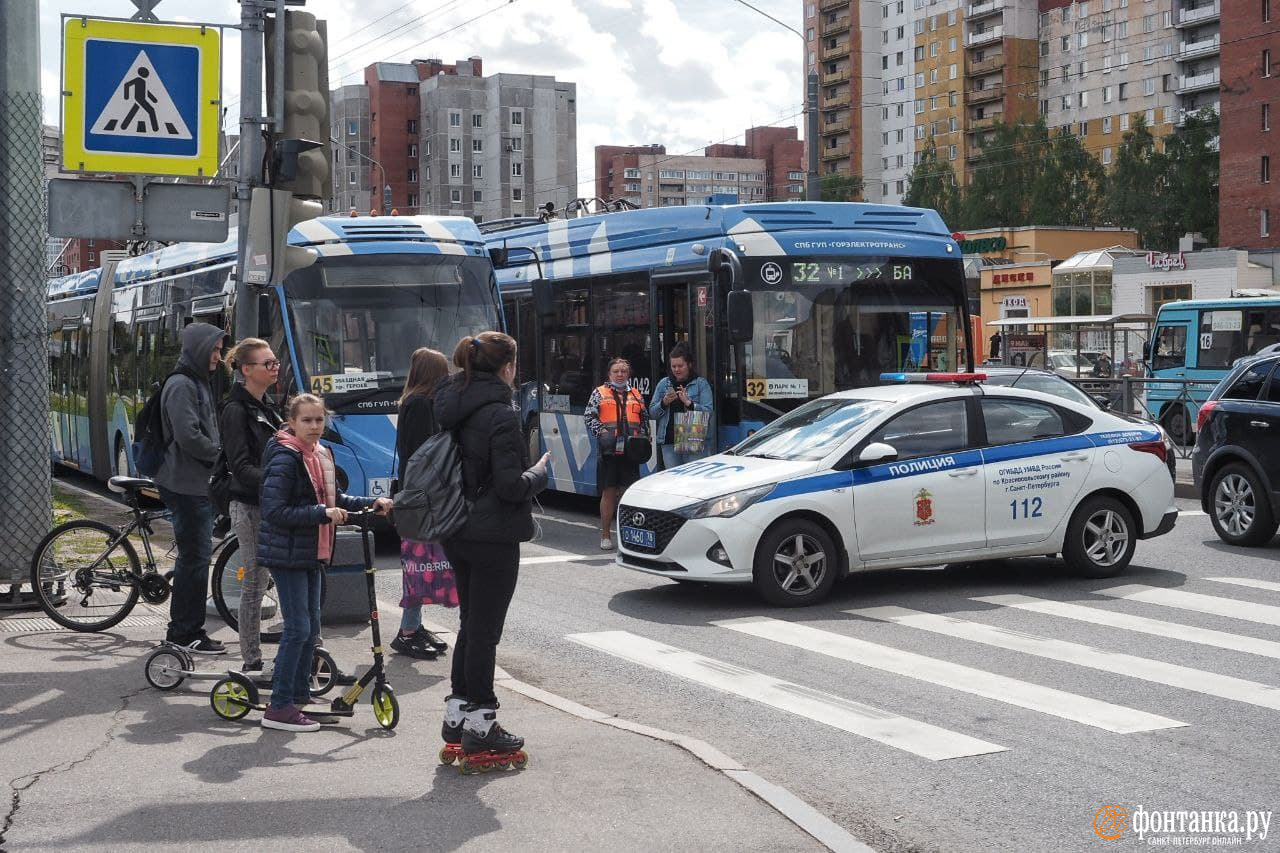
top-left (566, 630), bottom-right (1007, 761)
top-left (974, 594), bottom-right (1280, 661)
top-left (715, 617), bottom-right (1184, 734)
top-left (1096, 584), bottom-right (1280, 627)
top-left (849, 606), bottom-right (1280, 712)
top-left (1207, 577), bottom-right (1280, 595)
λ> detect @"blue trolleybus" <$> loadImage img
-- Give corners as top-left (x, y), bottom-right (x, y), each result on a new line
top-left (485, 202), bottom-right (971, 495)
top-left (1147, 296), bottom-right (1280, 443)
top-left (48, 215), bottom-right (501, 497)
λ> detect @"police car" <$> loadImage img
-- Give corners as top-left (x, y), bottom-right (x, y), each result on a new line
top-left (615, 373), bottom-right (1178, 606)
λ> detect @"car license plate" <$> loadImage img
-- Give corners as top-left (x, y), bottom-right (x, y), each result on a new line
top-left (620, 526), bottom-right (656, 549)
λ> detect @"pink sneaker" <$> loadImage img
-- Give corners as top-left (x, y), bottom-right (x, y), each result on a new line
top-left (262, 704), bottom-right (320, 732)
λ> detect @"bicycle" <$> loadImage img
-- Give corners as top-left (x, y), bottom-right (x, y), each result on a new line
top-left (30, 476), bottom-right (176, 631)
top-left (209, 536), bottom-right (325, 644)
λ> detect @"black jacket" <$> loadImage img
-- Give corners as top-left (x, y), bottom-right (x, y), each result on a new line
top-left (396, 392), bottom-right (438, 486)
top-left (433, 372), bottom-right (547, 544)
top-left (220, 384), bottom-right (283, 504)
top-left (257, 438), bottom-right (373, 571)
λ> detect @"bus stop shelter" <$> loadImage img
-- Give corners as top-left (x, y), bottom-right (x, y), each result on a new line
top-left (984, 313), bottom-right (1153, 378)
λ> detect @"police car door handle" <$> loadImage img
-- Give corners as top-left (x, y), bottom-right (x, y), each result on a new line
top-left (947, 468), bottom-right (978, 478)
top-left (1251, 420), bottom-right (1271, 429)
top-left (1061, 452), bottom-right (1090, 463)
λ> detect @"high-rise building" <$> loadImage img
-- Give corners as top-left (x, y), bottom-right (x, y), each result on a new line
top-left (1219, 0), bottom-right (1278, 248)
top-left (962, 0), bottom-right (1039, 179)
top-left (595, 144), bottom-right (666, 203)
top-left (805, 0), bottom-right (861, 195)
top-left (913, 1), bottom-right (966, 177)
top-left (330, 58), bottom-right (577, 221)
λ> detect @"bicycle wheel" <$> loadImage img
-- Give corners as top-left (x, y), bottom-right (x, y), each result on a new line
top-left (30, 519), bottom-right (142, 631)
top-left (211, 537), bottom-right (283, 643)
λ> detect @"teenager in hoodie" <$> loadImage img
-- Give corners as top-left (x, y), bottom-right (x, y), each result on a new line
top-left (256, 394), bottom-right (392, 732)
top-left (156, 321), bottom-right (228, 655)
top-left (433, 331), bottom-right (549, 757)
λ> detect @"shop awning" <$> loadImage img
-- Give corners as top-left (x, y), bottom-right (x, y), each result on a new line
top-left (986, 313), bottom-right (1153, 327)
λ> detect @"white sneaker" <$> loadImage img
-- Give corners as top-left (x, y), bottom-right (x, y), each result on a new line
top-left (600, 537), bottom-right (614, 551)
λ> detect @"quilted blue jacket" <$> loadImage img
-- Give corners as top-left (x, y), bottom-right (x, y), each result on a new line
top-left (257, 437), bottom-right (373, 571)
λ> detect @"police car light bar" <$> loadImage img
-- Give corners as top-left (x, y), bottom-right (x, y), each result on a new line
top-left (880, 372), bottom-right (988, 384)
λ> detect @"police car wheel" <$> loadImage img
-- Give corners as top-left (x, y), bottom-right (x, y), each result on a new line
top-left (752, 520), bottom-right (838, 607)
top-left (1062, 495), bottom-right (1136, 579)
top-left (1208, 463), bottom-right (1278, 547)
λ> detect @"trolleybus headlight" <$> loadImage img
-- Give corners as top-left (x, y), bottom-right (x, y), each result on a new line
top-left (675, 484), bottom-right (776, 519)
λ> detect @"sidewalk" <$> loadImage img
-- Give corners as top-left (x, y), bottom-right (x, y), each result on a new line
top-left (1174, 454), bottom-right (1196, 500)
top-left (0, 613), bottom-right (830, 852)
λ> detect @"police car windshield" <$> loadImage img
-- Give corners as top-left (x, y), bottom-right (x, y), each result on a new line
top-left (733, 397), bottom-right (889, 461)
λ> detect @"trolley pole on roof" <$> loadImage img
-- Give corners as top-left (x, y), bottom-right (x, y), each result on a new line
top-left (0, 0), bottom-right (51, 597)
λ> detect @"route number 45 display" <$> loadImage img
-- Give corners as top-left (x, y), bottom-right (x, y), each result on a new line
top-left (1011, 497), bottom-right (1044, 519)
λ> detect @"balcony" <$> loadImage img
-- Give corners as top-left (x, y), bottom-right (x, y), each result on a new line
top-left (822, 117), bottom-right (851, 134)
top-left (821, 43), bottom-right (849, 61)
top-left (966, 145), bottom-right (985, 161)
top-left (824, 16), bottom-right (851, 36)
top-left (966, 0), bottom-right (1004, 19)
top-left (1176, 0), bottom-right (1220, 27)
top-left (966, 86), bottom-right (1003, 105)
top-left (1176, 68), bottom-right (1220, 94)
top-left (821, 67), bottom-right (851, 84)
top-left (968, 54), bottom-right (1006, 75)
top-left (819, 0), bottom-right (849, 9)
top-left (822, 91), bottom-right (851, 108)
top-left (1177, 101), bottom-right (1220, 125)
top-left (821, 142), bottom-right (850, 160)
top-left (967, 25), bottom-right (1004, 47)
top-left (1177, 34), bottom-right (1220, 61)
top-left (967, 115), bottom-right (1000, 131)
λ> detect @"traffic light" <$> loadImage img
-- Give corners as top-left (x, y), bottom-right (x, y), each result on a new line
top-left (243, 186), bottom-right (321, 285)
top-left (265, 10), bottom-right (331, 200)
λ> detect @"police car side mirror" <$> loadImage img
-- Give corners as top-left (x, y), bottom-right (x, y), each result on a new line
top-left (858, 442), bottom-right (898, 464)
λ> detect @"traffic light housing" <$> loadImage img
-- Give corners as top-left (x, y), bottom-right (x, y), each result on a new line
top-left (243, 186), bottom-right (321, 285)
top-left (265, 10), bottom-right (331, 201)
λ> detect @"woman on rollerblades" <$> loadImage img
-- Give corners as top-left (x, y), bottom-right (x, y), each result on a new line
top-left (434, 332), bottom-right (549, 764)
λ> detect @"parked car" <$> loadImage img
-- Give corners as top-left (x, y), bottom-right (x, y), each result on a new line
top-left (1192, 353), bottom-right (1280, 546)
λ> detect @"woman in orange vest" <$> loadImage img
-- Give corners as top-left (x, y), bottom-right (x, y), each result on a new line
top-left (585, 357), bottom-right (649, 550)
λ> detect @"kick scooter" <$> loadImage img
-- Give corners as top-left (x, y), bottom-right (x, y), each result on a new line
top-left (143, 641), bottom-right (338, 695)
top-left (207, 510), bottom-right (399, 730)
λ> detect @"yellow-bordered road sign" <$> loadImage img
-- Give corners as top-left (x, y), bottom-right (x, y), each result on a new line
top-left (62, 17), bottom-right (220, 177)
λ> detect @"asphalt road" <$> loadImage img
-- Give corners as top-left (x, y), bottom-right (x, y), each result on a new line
top-left (47, 474), bottom-right (1280, 852)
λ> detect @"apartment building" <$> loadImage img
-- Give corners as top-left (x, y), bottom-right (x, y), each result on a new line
top-left (1219, 0), bottom-right (1279, 248)
top-left (963, 0), bottom-right (1040, 177)
top-left (595, 144), bottom-right (666, 202)
top-left (913, 2), bottom-right (967, 177)
top-left (805, 0), bottom-right (861, 193)
top-left (331, 58), bottom-right (576, 221)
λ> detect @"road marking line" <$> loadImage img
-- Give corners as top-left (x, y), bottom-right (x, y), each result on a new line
top-left (567, 629), bottom-right (1007, 761)
top-left (1178, 509), bottom-right (1207, 516)
top-left (521, 553), bottom-right (611, 566)
top-left (1207, 577), bottom-right (1280, 594)
top-left (975, 594), bottom-right (1280, 661)
top-left (849, 606), bottom-right (1280, 712)
top-left (5, 689), bottom-right (61, 715)
top-left (1096, 584), bottom-right (1280, 627)
top-left (532, 512), bottom-right (598, 530)
top-left (716, 616), bottom-right (1184, 734)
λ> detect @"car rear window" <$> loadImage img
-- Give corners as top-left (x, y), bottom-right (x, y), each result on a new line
top-left (1223, 360), bottom-right (1276, 401)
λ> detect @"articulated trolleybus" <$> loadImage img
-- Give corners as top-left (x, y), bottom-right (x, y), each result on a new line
top-left (48, 215), bottom-right (501, 496)
top-left (486, 202), bottom-right (971, 495)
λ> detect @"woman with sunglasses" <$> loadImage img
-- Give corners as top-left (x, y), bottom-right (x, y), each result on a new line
top-left (221, 337), bottom-right (284, 680)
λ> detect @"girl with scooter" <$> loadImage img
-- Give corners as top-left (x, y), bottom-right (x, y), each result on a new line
top-left (257, 394), bottom-right (391, 732)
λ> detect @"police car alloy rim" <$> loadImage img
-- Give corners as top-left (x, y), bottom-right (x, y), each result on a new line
top-left (772, 533), bottom-right (827, 595)
top-left (1083, 508), bottom-right (1129, 567)
top-left (1214, 473), bottom-right (1256, 538)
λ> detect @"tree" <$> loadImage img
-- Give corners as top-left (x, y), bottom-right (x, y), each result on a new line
top-left (903, 138), bottom-right (960, 225)
top-left (1158, 109), bottom-right (1219, 247)
top-left (819, 173), bottom-right (864, 202)
top-left (1028, 125), bottom-right (1108, 227)
top-left (956, 120), bottom-right (1036, 229)
top-left (1104, 114), bottom-right (1166, 248)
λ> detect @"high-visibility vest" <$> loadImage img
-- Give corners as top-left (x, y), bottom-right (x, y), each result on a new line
top-left (595, 384), bottom-right (646, 436)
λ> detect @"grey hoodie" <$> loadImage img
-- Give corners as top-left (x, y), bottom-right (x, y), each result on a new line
top-left (154, 322), bottom-right (225, 496)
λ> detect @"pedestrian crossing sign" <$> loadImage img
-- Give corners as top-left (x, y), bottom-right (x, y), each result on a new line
top-left (61, 17), bottom-right (220, 177)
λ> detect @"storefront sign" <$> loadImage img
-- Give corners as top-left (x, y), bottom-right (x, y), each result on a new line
top-left (1003, 295), bottom-right (1029, 309)
top-left (992, 271), bottom-right (1036, 284)
top-left (952, 232), bottom-right (1008, 254)
top-left (1146, 251), bottom-right (1187, 271)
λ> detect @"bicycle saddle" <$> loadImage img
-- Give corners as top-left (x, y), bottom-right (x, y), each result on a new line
top-left (108, 475), bottom-right (156, 494)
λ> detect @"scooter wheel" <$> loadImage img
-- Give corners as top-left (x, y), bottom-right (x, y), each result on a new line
top-left (144, 647), bottom-right (186, 691)
top-left (310, 648), bottom-right (336, 697)
top-left (210, 677), bottom-right (252, 721)
top-left (372, 685), bottom-right (399, 730)
top-left (228, 670), bottom-right (261, 706)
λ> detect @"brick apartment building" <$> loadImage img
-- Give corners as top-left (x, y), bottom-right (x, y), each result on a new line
top-left (1219, 1), bottom-right (1280, 248)
top-left (330, 57), bottom-right (576, 221)
top-left (595, 126), bottom-right (804, 206)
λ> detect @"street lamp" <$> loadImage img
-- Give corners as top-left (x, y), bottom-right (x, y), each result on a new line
top-left (730, 0), bottom-right (820, 202)
top-left (331, 136), bottom-right (393, 214)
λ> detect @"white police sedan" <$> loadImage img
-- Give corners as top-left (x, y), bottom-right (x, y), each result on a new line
top-left (616, 373), bottom-right (1178, 606)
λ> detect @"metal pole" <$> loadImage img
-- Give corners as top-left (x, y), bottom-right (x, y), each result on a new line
top-left (807, 72), bottom-right (820, 202)
top-left (235, 0), bottom-right (267, 340)
top-left (0, 0), bottom-right (51, 592)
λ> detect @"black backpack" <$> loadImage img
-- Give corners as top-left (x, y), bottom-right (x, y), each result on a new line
top-left (392, 430), bottom-right (469, 542)
top-left (131, 376), bottom-right (175, 477)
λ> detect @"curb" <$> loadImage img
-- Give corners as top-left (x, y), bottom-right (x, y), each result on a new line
top-left (1175, 481), bottom-right (1197, 500)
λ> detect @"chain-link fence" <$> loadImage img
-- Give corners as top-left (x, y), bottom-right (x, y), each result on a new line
top-left (0, 4), bottom-right (52, 588)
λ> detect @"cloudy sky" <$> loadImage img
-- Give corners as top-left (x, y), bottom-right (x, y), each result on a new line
top-left (39, 0), bottom-right (806, 196)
